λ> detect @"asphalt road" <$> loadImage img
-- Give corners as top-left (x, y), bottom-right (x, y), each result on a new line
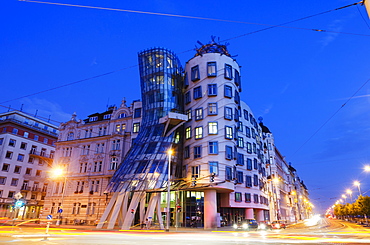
top-left (1, 218), bottom-right (370, 244)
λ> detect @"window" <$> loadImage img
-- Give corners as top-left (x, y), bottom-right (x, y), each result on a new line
top-left (14, 166), bottom-right (21, 174)
top-left (208, 122), bottom-right (218, 135)
top-left (237, 172), bottom-right (243, 184)
top-left (194, 126), bottom-right (203, 139)
top-left (237, 153), bottom-right (244, 166)
top-left (234, 90), bottom-right (240, 104)
top-left (253, 143), bottom-right (257, 153)
top-left (0, 138), bottom-right (3, 145)
top-left (118, 113), bottom-right (127, 118)
top-left (25, 168), bottom-right (31, 175)
top-left (245, 127), bottom-right (251, 138)
top-left (2, 164), bottom-right (9, 172)
top-left (17, 154), bottom-right (24, 162)
top-left (34, 135), bottom-right (39, 141)
top-left (20, 142), bottom-right (27, 149)
top-left (36, 170), bottom-right (41, 176)
top-left (253, 159), bottom-right (258, 170)
top-left (251, 128), bottom-right (256, 139)
top-left (186, 109), bottom-right (192, 120)
top-left (0, 177), bottom-right (6, 185)
top-left (194, 146), bottom-right (202, 159)
top-left (209, 161), bottom-right (218, 175)
top-left (235, 192), bottom-right (242, 202)
top-left (207, 84), bottom-right (217, 96)
top-left (225, 126), bottom-right (233, 139)
top-left (224, 85), bottom-right (232, 98)
top-left (225, 146), bottom-right (233, 160)
top-left (246, 175), bottom-right (252, 187)
top-left (103, 114), bottom-right (111, 119)
top-left (184, 72), bottom-right (189, 87)
top-left (43, 138), bottom-right (48, 144)
top-left (253, 174), bottom-right (259, 186)
top-left (237, 137), bottom-right (244, 148)
top-left (28, 157), bottom-right (34, 164)
top-left (244, 110), bottom-right (249, 120)
top-left (208, 103), bottom-right (217, 115)
top-left (133, 123), bottom-right (140, 133)
top-left (185, 91), bottom-right (191, 104)
top-left (245, 193), bottom-right (251, 202)
top-left (185, 126), bottom-right (192, 139)
top-left (9, 139), bottom-right (16, 147)
top-left (193, 86), bottom-right (202, 99)
top-left (191, 65), bottom-right (200, 81)
top-left (208, 141), bottom-right (218, 154)
top-left (8, 191), bottom-right (14, 198)
top-left (253, 194), bottom-right (259, 203)
top-left (224, 64), bottom-right (232, 79)
top-left (184, 146), bottom-right (190, 159)
top-left (12, 128), bottom-right (18, 134)
top-left (225, 166), bottom-right (232, 180)
top-left (247, 158), bottom-right (252, 170)
top-left (89, 116), bottom-right (98, 122)
top-left (11, 178), bottom-right (18, 186)
top-left (246, 142), bottom-right (252, 153)
top-left (5, 151), bottom-right (13, 159)
top-left (110, 157), bottom-right (118, 170)
top-left (224, 107), bottom-right (233, 120)
top-left (235, 69), bottom-right (241, 86)
top-left (134, 108), bottom-right (141, 118)
top-left (207, 62), bottom-right (217, 76)
top-left (191, 166), bottom-right (200, 178)
top-left (195, 108), bottom-right (203, 120)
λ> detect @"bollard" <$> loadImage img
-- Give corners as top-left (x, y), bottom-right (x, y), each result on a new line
top-left (42, 222), bottom-right (51, 241)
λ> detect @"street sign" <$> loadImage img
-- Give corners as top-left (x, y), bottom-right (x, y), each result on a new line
top-left (57, 209), bottom-right (63, 213)
top-left (47, 215), bottom-right (53, 220)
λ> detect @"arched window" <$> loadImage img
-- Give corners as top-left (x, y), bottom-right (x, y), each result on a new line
top-left (67, 132), bottom-right (74, 141)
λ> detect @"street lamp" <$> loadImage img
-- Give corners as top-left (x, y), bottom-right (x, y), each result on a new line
top-left (364, 165), bottom-right (370, 172)
top-left (51, 166), bottom-right (68, 225)
top-left (166, 149), bottom-right (173, 232)
top-left (353, 181), bottom-right (362, 197)
top-left (346, 189), bottom-right (353, 203)
top-left (341, 195), bottom-right (347, 203)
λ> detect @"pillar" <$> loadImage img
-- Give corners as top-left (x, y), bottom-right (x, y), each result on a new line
top-left (256, 209), bottom-right (264, 222)
top-left (204, 190), bottom-right (217, 229)
top-left (245, 208), bottom-right (254, 219)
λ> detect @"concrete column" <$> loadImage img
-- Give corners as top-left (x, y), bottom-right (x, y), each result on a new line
top-left (245, 208), bottom-right (254, 219)
top-left (204, 189), bottom-right (217, 229)
top-left (256, 209), bottom-right (264, 221)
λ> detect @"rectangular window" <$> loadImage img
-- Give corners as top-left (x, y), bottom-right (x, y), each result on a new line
top-left (184, 146), bottom-right (190, 159)
top-left (194, 126), bottom-right (203, 139)
top-left (247, 142), bottom-right (252, 153)
top-left (224, 64), bottom-right (233, 79)
top-left (185, 126), bottom-right (192, 139)
top-left (0, 138), bottom-right (3, 145)
top-left (208, 141), bottom-right (218, 154)
top-left (224, 107), bottom-right (233, 120)
top-left (20, 142), bottom-right (27, 150)
top-left (246, 175), bottom-right (252, 187)
top-left (244, 110), bottom-right (249, 120)
top-left (225, 166), bottom-right (232, 180)
top-left (186, 108), bottom-right (192, 120)
top-left (207, 62), bottom-right (217, 76)
top-left (208, 122), bottom-right (218, 135)
top-left (194, 146), bottom-right (202, 159)
top-left (191, 65), bottom-right (200, 81)
top-left (14, 166), bottom-right (21, 174)
top-left (194, 86), bottom-right (202, 99)
top-left (253, 194), bottom-right (259, 203)
top-left (235, 192), bottom-right (242, 202)
top-left (185, 91), bottom-right (191, 104)
top-left (253, 158), bottom-right (258, 170)
top-left (225, 126), bottom-right (233, 139)
top-left (234, 90), bottom-right (240, 104)
top-left (0, 177), bottom-right (6, 185)
top-left (237, 137), bottom-right (244, 148)
top-left (9, 139), bottom-right (16, 147)
top-left (253, 174), bottom-right (259, 186)
top-left (207, 84), bottom-right (217, 96)
top-left (224, 85), bottom-right (232, 98)
top-left (237, 153), bottom-right (244, 166)
top-left (225, 145), bottom-right (233, 160)
top-left (209, 161), bottom-right (218, 175)
top-left (235, 69), bottom-right (241, 86)
top-left (245, 193), bottom-right (251, 202)
top-left (245, 127), bottom-right (251, 138)
top-left (237, 171), bottom-right (243, 184)
top-left (253, 143), bottom-right (257, 153)
top-left (191, 165), bottom-right (200, 178)
top-left (133, 123), bottom-right (140, 133)
top-left (11, 178), bottom-right (18, 186)
top-left (5, 151), bottom-right (13, 159)
top-left (184, 72), bottom-right (189, 87)
top-left (208, 102), bottom-right (217, 115)
top-left (195, 108), bottom-right (203, 120)
top-left (134, 108), bottom-right (141, 118)
top-left (2, 164), bottom-right (9, 172)
top-left (247, 158), bottom-right (252, 170)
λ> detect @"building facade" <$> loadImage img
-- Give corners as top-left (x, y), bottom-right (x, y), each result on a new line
top-left (0, 110), bottom-right (58, 220)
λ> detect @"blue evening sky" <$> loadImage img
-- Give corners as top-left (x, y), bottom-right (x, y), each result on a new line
top-left (1, 0), bottom-right (369, 213)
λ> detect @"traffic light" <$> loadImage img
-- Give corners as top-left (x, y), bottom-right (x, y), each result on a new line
top-left (210, 173), bottom-right (215, 182)
top-left (176, 205), bottom-right (181, 212)
top-left (191, 177), bottom-right (197, 187)
top-left (14, 200), bottom-right (25, 208)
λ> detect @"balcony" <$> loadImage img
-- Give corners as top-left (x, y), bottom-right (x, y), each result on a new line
top-left (29, 149), bottom-right (53, 166)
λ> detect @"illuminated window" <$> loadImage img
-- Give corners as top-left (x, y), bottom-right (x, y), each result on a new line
top-left (191, 65), bottom-right (200, 81)
top-left (207, 62), bottom-right (217, 76)
top-left (208, 122), bottom-right (218, 134)
top-left (224, 64), bottom-right (232, 79)
top-left (195, 126), bottom-right (203, 139)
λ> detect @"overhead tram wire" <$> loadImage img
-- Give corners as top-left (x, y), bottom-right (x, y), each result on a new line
top-left (19, 0), bottom-right (369, 37)
top-left (4, 1), bottom-right (367, 107)
top-left (292, 78), bottom-right (370, 156)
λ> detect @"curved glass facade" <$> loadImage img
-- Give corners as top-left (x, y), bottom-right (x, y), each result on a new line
top-left (108, 48), bottom-right (183, 193)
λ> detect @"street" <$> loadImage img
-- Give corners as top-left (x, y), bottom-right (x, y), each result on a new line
top-left (1, 218), bottom-right (370, 244)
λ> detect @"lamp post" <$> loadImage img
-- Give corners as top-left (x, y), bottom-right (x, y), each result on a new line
top-left (166, 149), bottom-right (173, 232)
top-left (353, 181), bottom-right (362, 197)
top-left (341, 195), bottom-right (347, 203)
top-left (51, 166), bottom-right (67, 226)
top-left (346, 189), bottom-right (353, 203)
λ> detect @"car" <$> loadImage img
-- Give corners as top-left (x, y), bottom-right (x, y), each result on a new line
top-left (271, 220), bottom-right (287, 229)
top-left (233, 219), bottom-right (259, 231)
top-left (258, 221), bottom-right (272, 230)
